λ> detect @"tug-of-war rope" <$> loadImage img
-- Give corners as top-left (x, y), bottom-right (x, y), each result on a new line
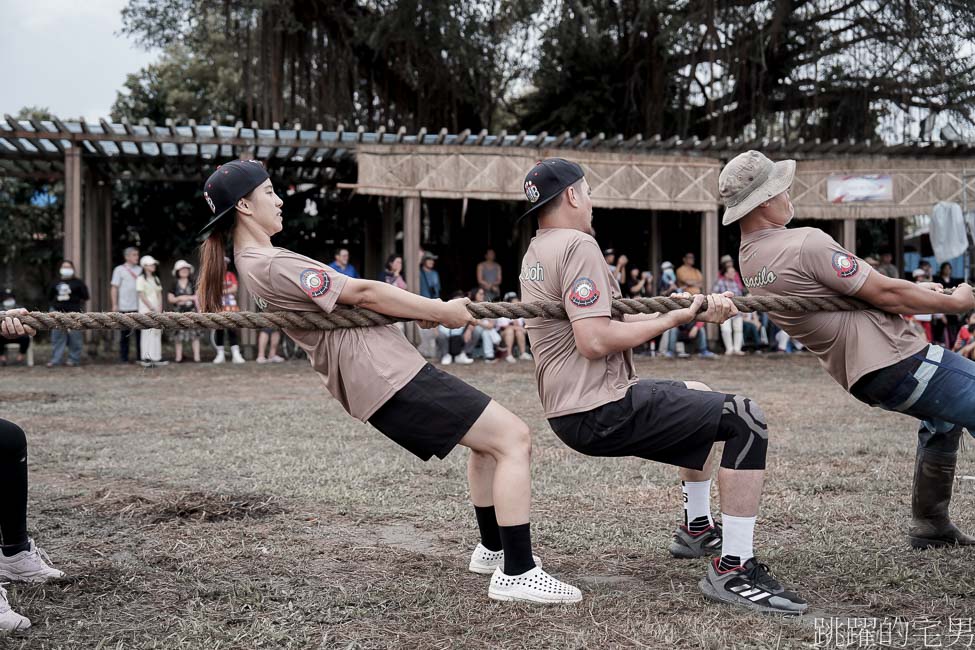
top-left (3, 288), bottom-right (971, 331)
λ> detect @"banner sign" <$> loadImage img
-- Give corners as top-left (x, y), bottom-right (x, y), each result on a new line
top-left (827, 174), bottom-right (894, 203)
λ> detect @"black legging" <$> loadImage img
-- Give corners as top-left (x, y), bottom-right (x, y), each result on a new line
top-left (214, 329), bottom-right (239, 347)
top-left (0, 419), bottom-right (28, 549)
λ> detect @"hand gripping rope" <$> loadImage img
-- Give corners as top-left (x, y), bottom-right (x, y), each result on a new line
top-left (4, 288), bottom-right (971, 331)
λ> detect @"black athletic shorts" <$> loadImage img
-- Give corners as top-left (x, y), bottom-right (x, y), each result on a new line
top-left (548, 379), bottom-right (727, 470)
top-left (368, 363), bottom-right (492, 461)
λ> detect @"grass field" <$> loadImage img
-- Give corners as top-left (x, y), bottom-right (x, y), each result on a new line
top-left (1, 354), bottom-right (973, 649)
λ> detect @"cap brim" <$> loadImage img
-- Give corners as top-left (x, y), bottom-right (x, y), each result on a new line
top-left (197, 204), bottom-right (237, 240)
top-left (721, 159), bottom-right (796, 226)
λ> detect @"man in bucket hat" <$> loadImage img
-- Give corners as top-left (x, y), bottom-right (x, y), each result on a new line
top-left (724, 150), bottom-right (975, 550)
top-left (518, 158), bottom-right (809, 614)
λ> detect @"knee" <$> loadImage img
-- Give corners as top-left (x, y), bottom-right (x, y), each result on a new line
top-left (684, 380), bottom-right (712, 392)
top-left (0, 419), bottom-right (27, 457)
top-left (496, 420), bottom-right (532, 462)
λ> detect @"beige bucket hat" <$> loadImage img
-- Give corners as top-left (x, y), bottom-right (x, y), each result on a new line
top-left (718, 151), bottom-right (796, 226)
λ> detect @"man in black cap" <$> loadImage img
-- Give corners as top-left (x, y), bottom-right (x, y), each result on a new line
top-left (518, 158), bottom-right (808, 614)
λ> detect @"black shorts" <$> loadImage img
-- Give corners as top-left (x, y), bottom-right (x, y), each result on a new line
top-left (368, 363), bottom-right (492, 461)
top-left (548, 379), bottom-right (726, 470)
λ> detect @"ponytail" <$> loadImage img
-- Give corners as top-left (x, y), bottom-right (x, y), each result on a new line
top-left (198, 220), bottom-right (232, 313)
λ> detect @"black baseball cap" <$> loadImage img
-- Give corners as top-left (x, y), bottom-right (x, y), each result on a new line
top-left (520, 158), bottom-right (585, 220)
top-left (199, 160), bottom-right (271, 238)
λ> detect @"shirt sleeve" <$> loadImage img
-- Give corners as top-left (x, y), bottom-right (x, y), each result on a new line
top-left (111, 266), bottom-right (122, 287)
top-left (136, 277), bottom-right (146, 293)
top-left (269, 251), bottom-right (348, 313)
top-left (561, 239), bottom-right (613, 321)
top-left (798, 229), bottom-right (871, 296)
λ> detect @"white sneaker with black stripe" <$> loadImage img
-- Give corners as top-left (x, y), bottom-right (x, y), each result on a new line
top-left (468, 543), bottom-right (541, 575)
top-left (489, 566), bottom-right (582, 604)
top-left (700, 557), bottom-right (807, 614)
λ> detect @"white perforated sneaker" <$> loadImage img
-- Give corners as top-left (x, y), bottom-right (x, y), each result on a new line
top-left (0, 540), bottom-right (65, 583)
top-left (488, 566), bottom-right (582, 604)
top-left (0, 585), bottom-right (30, 631)
top-left (468, 544), bottom-right (542, 575)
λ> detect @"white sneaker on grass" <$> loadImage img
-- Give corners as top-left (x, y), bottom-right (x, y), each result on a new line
top-left (0, 585), bottom-right (29, 632)
top-left (0, 540), bottom-right (65, 583)
top-left (454, 352), bottom-right (474, 365)
top-left (518, 353), bottom-right (533, 361)
top-left (489, 566), bottom-right (582, 604)
top-left (505, 355), bottom-right (517, 364)
top-left (440, 354), bottom-right (453, 365)
top-left (468, 543), bottom-right (542, 575)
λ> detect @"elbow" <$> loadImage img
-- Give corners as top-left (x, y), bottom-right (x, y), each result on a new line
top-left (576, 337), bottom-right (608, 360)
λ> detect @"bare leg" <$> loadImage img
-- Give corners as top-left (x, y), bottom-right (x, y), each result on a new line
top-left (515, 328), bottom-right (528, 356)
top-left (467, 449), bottom-right (496, 507)
top-left (270, 331), bottom-right (281, 357)
top-left (257, 331), bottom-right (269, 360)
top-left (679, 380), bottom-right (717, 482)
top-left (458, 401), bottom-right (531, 525)
top-left (717, 468), bottom-right (764, 517)
top-left (174, 341), bottom-right (183, 363)
top-left (191, 338), bottom-right (201, 362)
top-left (501, 327), bottom-right (514, 351)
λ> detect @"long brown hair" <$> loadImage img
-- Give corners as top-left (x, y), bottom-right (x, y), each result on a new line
top-left (198, 218), bottom-right (233, 313)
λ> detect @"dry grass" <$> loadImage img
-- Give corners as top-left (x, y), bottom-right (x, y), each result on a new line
top-left (1, 354), bottom-right (973, 648)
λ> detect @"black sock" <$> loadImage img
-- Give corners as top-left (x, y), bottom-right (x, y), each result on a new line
top-left (474, 505), bottom-right (502, 552)
top-left (718, 554), bottom-right (742, 572)
top-left (499, 523), bottom-right (536, 576)
top-left (1, 541), bottom-right (30, 557)
top-left (688, 515), bottom-right (712, 535)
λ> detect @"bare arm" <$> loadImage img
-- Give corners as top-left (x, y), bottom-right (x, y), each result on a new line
top-left (855, 275), bottom-right (974, 315)
top-left (337, 277), bottom-right (473, 328)
top-left (476, 263), bottom-right (486, 288)
top-left (572, 312), bottom-right (685, 359)
top-left (110, 285), bottom-right (119, 311)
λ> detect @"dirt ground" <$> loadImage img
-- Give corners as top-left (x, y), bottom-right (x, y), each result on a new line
top-left (1, 354), bottom-right (973, 649)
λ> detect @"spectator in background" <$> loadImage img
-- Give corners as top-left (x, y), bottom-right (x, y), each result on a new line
top-left (46, 260), bottom-right (89, 368)
top-left (469, 287), bottom-right (502, 362)
top-left (0, 290), bottom-right (30, 366)
top-left (256, 329), bottom-right (284, 364)
top-left (476, 249), bottom-right (502, 301)
top-left (676, 252), bottom-right (703, 295)
top-left (918, 260), bottom-right (933, 279)
top-left (714, 262), bottom-right (745, 356)
top-left (935, 262), bottom-right (960, 347)
top-left (718, 254), bottom-right (745, 292)
top-left (328, 248), bottom-right (359, 278)
top-left (876, 250), bottom-right (898, 278)
top-left (110, 246), bottom-right (141, 363)
top-left (167, 260), bottom-right (201, 363)
top-left (603, 248), bottom-right (616, 277)
top-left (419, 252), bottom-right (441, 299)
top-left (437, 291), bottom-right (473, 365)
top-left (953, 312), bottom-right (975, 359)
top-left (909, 268), bottom-right (937, 342)
top-left (864, 256), bottom-right (880, 271)
top-left (625, 267), bottom-right (652, 298)
top-left (136, 255), bottom-right (167, 367)
top-left (613, 254), bottom-right (629, 284)
top-left (497, 291), bottom-right (531, 363)
top-left (380, 254), bottom-right (408, 290)
top-left (658, 261), bottom-right (678, 295)
top-left (213, 258), bottom-right (245, 364)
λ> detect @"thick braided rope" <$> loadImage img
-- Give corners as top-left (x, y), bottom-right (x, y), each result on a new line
top-left (4, 288), bottom-right (969, 331)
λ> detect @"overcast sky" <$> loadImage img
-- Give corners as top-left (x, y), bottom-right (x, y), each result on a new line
top-left (0, 0), bottom-right (159, 121)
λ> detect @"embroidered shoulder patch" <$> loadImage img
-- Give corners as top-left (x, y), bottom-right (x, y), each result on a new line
top-left (831, 252), bottom-right (859, 279)
top-left (299, 268), bottom-right (330, 298)
top-left (568, 277), bottom-right (600, 307)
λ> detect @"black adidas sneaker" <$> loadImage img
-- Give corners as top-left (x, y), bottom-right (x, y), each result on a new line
top-left (669, 523), bottom-right (723, 559)
top-left (699, 557), bottom-right (808, 614)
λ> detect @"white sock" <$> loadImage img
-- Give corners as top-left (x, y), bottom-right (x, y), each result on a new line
top-left (720, 513), bottom-right (756, 566)
top-left (682, 480), bottom-right (713, 531)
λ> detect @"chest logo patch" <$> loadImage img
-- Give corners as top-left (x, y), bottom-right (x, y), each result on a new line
top-left (831, 252), bottom-right (859, 279)
top-left (569, 277), bottom-right (600, 307)
top-left (299, 268), bottom-right (330, 298)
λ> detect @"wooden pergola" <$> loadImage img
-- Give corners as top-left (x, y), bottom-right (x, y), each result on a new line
top-left (3, 115), bottom-right (975, 316)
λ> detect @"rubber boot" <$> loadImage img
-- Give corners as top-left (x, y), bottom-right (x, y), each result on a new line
top-left (909, 448), bottom-right (975, 549)
top-left (230, 345), bottom-right (246, 364)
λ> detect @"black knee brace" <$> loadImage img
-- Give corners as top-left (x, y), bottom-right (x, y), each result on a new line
top-left (718, 395), bottom-right (768, 470)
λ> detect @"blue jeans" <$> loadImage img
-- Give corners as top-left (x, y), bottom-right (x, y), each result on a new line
top-left (665, 328), bottom-right (708, 354)
top-left (852, 345), bottom-right (975, 455)
top-left (51, 329), bottom-right (82, 365)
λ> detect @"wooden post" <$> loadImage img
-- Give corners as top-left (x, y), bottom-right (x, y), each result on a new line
top-left (649, 211), bottom-right (661, 286)
top-left (63, 148), bottom-right (82, 265)
top-left (702, 210), bottom-right (719, 342)
top-left (841, 219), bottom-right (857, 255)
top-left (403, 195), bottom-right (421, 345)
top-left (381, 197), bottom-right (397, 261)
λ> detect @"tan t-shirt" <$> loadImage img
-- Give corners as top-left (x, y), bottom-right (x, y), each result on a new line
top-left (520, 228), bottom-right (637, 418)
top-left (676, 264), bottom-right (704, 295)
top-left (235, 247), bottom-right (425, 421)
top-left (739, 226), bottom-right (927, 390)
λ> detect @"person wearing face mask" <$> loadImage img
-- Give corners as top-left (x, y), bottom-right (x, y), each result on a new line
top-left (0, 291), bottom-right (30, 366)
top-left (46, 260), bottom-right (89, 367)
